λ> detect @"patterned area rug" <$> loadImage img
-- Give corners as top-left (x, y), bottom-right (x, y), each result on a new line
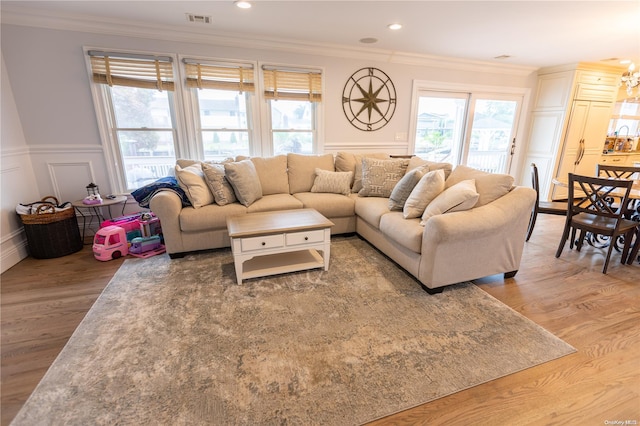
top-left (12, 235), bottom-right (575, 425)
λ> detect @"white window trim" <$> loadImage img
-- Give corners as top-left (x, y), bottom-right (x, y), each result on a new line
top-left (84, 46), bottom-right (189, 194)
top-left (257, 62), bottom-right (325, 156)
top-left (85, 47), bottom-right (326, 193)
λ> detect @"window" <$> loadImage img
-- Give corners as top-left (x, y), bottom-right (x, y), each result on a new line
top-left (263, 67), bottom-right (322, 155)
top-left (88, 49), bottom-right (324, 193)
top-left (88, 50), bottom-right (179, 191)
top-left (184, 60), bottom-right (256, 161)
top-left (410, 85), bottom-right (523, 174)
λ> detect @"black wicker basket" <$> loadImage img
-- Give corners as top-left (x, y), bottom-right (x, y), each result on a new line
top-left (18, 196), bottom-right (83, 259)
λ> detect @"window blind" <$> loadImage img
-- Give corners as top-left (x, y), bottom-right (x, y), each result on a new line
top-left (183, 60), bottom-right (255, 92)
top-left (88, 51), bottom-right (175, 91)
top-left (262, 68), bottom-right (322, 102)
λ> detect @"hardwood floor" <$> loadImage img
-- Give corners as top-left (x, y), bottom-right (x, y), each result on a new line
top-left (2, 215), bottom-right (639, 425)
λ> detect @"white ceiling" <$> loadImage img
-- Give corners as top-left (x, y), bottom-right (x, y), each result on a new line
top-left (3, 1), bottom-right (640, 69)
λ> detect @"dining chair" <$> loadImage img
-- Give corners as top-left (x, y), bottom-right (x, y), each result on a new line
top-left (526, 163), bottom-right (567, 241)
top-left (555, 173), bottom-right (637, 274)
top-left (596, 164), bottom-right (640, 180)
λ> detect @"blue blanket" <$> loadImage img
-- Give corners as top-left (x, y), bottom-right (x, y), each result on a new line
top-left (131, 176), bottom-right (191, 208)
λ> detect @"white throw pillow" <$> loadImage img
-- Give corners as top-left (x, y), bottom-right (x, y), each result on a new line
top-left (174, 163), bottom-right (214, 209)
top-left (311, 169), bottom-right (353, 196)
top-left (403, 169), bottom-right (446, 219)
top-left (224, 159), bottom-right (263, 207)
top-left (420, 179), bottom-right (479, 225)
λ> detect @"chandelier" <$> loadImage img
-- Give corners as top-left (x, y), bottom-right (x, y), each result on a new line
top-left (621, 63), bottom-right (640, 96)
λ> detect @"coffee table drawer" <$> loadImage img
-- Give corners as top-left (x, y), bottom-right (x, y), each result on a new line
top-left (286, 229), bottom-right (325, 246)
top-left (241, 234), bottom-right (284, 251)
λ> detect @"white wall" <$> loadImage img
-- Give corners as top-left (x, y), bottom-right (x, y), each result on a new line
top-left (1, 54), bottom-right (41, 272)
top-left (0, 22), bottom-right (539, 270)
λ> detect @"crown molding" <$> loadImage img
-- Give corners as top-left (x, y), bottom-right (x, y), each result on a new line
top-left (1, 5), bottom-right (537, 77)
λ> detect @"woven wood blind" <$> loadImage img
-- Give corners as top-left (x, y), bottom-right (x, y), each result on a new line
top-left (89, 52), bottom-right (175, 91)
top-left (184, 62), bottom-right (255, 92)
top-left (263, 69), bottom-right (322, 102)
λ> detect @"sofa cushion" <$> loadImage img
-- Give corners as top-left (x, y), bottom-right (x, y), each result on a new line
top-left (179, 202), bottom-right (247, 232)
top-left (293, 192), bottom-right (356, 217)
top-left (175, 163), bottom-right (214, 209)
top-left (388, 165), bottom-right (428, 211)
top-left (379, 212), bottom-right (424, 253)
top-left (247, 194), bottom-right (303, 213)
top-left (420, 179), bottom-right (479, 225)
top-left (407, 157), bottom-right (453, 179)
top-left (403, 169), bottom-right (446, 219)
top-left (311, 169), bottom-right (353, 196)
top-left (250, 155), bottom-right (290, 195)
top-left (358, 157), bottom-right (410, 197)
top-left (354, 196), bottom-right (392, 229)
top-left (445, 165), bottom-right (514, 207)
top-left (224, 159), bottom-right (263, 207)
top-left (335, 152), bottom-right (391, 192)
top-left (201, 162), bottom-right (237, 206)
top-left (287, 153), bottom-right (335, 194)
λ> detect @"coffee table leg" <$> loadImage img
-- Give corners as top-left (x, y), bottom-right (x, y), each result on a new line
top-left (323, 229), bottom-right (331, 271)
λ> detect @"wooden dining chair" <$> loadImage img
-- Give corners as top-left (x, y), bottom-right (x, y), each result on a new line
top-left (555, 173), bottom-right (637, 273)
top-left (596, 164), bottom-right (640, 180)
top-left (526, 163), bottom-right (567, 241)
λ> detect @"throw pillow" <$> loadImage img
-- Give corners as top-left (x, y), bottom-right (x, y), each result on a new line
top-left (174, 163), bottom-right (215, 209)
top-left (335, 152), bottom-right (391, 193)
top-left (250, 155), bottom-right (289, 195)
top-left (445, 165), bottom-right (514, 207)
top-left (388, 165), bottom-right (428, 211)
top-left (224, 159), bottom-right (263, 207)
top-left (287, 153), bottom-right (336, 194)
top-left (403, 169), bottom-right (446, 219)
top-left (311, 169), bottom-right (353, 196)
top-left (201, 162), bottom-right (237, 206)
top-left (358, 157), bottom-right (410, 198)
top-left (420, 179), bottom-right (479, 225)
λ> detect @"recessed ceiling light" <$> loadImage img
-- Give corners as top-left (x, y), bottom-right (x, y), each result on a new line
top-left (234, 1), bottom-right (252, 9)
top-left (359, 37), bottom-right (378, 44)
top-left (388, 23), bottom-right (402, 30)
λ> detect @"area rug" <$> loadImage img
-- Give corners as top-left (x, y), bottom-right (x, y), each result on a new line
top-left (12, 235), bottom-right (575, 425)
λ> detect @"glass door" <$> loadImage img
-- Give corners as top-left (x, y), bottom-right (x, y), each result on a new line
top-left (413, 91), bottom-right (522, 173)
top-left (463, 96), bottom-right (521, 173)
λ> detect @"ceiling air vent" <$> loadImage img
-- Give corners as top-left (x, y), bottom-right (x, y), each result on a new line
top-left (186, 13), bottom-right (212, 24)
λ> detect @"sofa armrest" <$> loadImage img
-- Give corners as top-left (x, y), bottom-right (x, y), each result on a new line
top-left (149, 190), bottom-right (185, 255)
top-left (419, 186), bottom-right (536, 288)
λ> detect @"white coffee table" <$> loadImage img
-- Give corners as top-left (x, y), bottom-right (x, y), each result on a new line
top-left (226, 209), bottom-right (334, 285)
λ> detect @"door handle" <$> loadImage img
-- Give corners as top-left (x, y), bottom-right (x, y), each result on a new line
top-left (574, 139), bottom-right (585, 165)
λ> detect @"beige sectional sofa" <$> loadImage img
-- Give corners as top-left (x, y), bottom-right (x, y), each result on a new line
top-left (149, 152), bottom-right (536, 293)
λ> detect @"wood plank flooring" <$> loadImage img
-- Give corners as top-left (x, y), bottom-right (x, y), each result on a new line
top-left (2, 215), bottom-right (639, 425)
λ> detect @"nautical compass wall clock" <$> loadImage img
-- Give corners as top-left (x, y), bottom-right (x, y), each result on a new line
top-left (342, 67), bottom-right (396, 131)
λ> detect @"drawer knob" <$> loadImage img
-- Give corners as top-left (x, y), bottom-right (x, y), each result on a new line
top-left (261, 242), bottom-right (266, 246)
top-left (304, 236), bottom-right (309, 241)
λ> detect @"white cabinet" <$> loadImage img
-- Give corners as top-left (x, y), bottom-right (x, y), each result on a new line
top-left (552, 100), bottom-right (615, 199)
top-left (522, 64), bottom-right (620, 201)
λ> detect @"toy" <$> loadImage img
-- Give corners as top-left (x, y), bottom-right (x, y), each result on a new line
top-left (93, 225), bottom-right (128, 261)
top-left (129, 235), bottom-right (165, 258)
top-left (100, 212), bottom-right (157, 241)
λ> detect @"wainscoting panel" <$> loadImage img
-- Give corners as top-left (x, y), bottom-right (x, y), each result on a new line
top-left (0, 149), bottom-right (40, 273)
top-left (47, 161), bottom-right (96, 204)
